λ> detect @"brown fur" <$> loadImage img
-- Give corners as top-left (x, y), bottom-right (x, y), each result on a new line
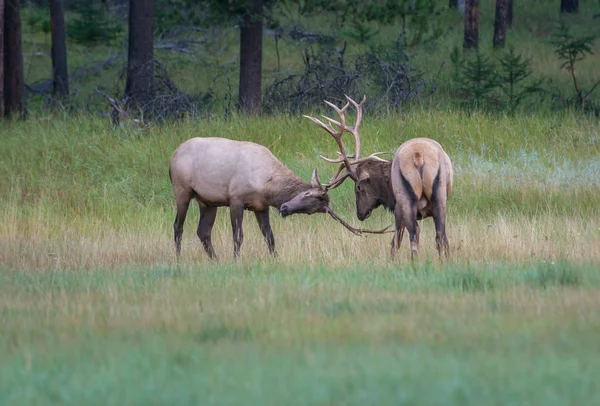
top-left (169, 137), bottom-right (329, 260)
top-left (353, 159), bottom-right (394, 220)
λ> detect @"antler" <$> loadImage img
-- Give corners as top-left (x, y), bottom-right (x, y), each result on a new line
top-left (324, 207), bottom-right (395, 235)
top-left (304, 94), bottom-right (366, 183)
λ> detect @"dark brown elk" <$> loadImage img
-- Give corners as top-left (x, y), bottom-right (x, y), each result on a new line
top-left (304, 95), bottom-right (453, 260)
top-left (169, 136), bottom-right (373, 260)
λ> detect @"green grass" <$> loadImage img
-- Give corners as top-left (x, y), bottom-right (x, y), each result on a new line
top-left (2, 263), bottom-right (600, 405)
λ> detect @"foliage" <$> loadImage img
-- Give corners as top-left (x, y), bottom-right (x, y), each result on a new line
top-left (451, 47), bottom-right (544, 113)
top-left (67, 0), bottom-right (123, 46)
top-left (550, 22), bottom-right (599, 112)
top-left (263, 38), bottom-right (428, 113)
top-left (455, 52), bottom-right (498, 108)
top-left (24, 5), bottom-right (51, 34)
top-left (496, 47), bottom-right (545, 114)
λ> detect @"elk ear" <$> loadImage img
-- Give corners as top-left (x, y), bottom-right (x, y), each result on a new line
top-left (311, 168), bottom-right (322, 189)
top-left (359, 170), bottom-right (370, 181)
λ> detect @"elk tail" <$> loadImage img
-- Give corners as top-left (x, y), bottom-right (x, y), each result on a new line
top-left (413, 152), bottom-right (425, 181)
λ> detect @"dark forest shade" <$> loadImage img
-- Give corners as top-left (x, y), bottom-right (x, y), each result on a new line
top-left (464, 0), bottom-right (479, 49)
top-left (125, 0), bottom-right (155, 108)
top-left (238, 0), bottom-right (263, 115)
top-left (49, 0), bottom-right (69, 100)
top-left (560, 0), bottom-right (578, 13)
top-left (3, 0), bottom-right (24, 118)
top-left (493, 0), bottom-right (509, 48)
top-left (0, 0), bottom-right (4, 115)
top-left (507, 0), bottom-right (513, 26)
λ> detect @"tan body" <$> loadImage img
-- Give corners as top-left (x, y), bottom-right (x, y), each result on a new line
top-left (390, 137), bottom-right (453, 259)
top-left (304, 95), bottom-right (453, 261)
top-left (169, 137), bottom-right (329, 260)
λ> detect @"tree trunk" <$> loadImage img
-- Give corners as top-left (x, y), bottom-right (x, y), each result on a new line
top-left (493, 0), bottom-right (508, 48)
top-left (49, 0), bottom-right (69, 100)
top-left (3, 0), bottom-right (24, 118)
top-left (0, 0), bottom-right (5, 118)
top-left (238, 0), bottom-right (263, 115)
top-left (560, 0), bottom-right (578, 13)
top-left (125, 0), bottom-right (155, 108)
top-left (463, 0), bottom-right (479, 49)
top-left (507, 0), bottom-right (513, 27)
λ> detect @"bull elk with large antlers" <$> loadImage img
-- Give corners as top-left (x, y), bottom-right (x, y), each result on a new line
top-left (169, 137), bottom-right (387, 260)
top-left (304, 95), bottom-right (453, 260)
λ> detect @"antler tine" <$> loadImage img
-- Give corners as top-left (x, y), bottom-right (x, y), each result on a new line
top-left (350, 152), bottom-right (392, 165)
top-left (303, 115), bottom-right (337, 135)
top-left (323, 171), bottom-right (352, 191)
top-left (343, 94), bottom-right (366, 160)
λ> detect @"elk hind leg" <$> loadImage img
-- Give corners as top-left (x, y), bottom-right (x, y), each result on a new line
top-left (391, 203), bottom-right (405, 261)
top-left (403, 203), bottom-right (420, 261)
top-left (254, 209), bottom-right (276, 256)
top-left (197, 202), bottom-right (218, 260)
top-left (173, 190), bottom-right (193, 260)
top-left (433, 203), bottom-right (449, 260)
top-left (229, 203), bottom-right (245, 260)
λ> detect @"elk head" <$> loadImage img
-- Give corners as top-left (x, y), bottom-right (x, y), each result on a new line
top-left (279, 169), bottom-right (329, 217)
top-left (303, 95), bottom-right (392, 221)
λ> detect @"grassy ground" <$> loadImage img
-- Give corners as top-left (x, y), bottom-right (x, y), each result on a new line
top-left (1, 109), bottom-right (599, 403)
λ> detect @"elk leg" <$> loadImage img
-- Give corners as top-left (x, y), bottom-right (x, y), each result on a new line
top-left (433, 203), bottom-right (449, 260)
top-left (254, 209), bottom-right (276, 256)
top-left (173, 192), bottom-right (192, 260)
top-left (391, 203), bottom-right (405, 261)
top-left (230, 203), bottom-right (245, 260)
top-left (197, 203), bottom-right (218, 260)
top-left (403, 203), bottom-right (419, 261)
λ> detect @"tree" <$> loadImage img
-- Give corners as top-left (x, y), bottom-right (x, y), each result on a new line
top-left (560, 0), bottom-right (578, 13)
top-left (238, 0), bottom-right (263, 115)
top-left (3, 0), bottom-right (24, 118)
top-left (125, 0), bottom-right (155, 108)
top-left (493, 0), bottom-right (508, 48)
top-left (49, 0), bottom-right (69, 100)
top-left (464, 0), bottom-right (479, 49)
top-left (0, 0), bottom-right (4, 117)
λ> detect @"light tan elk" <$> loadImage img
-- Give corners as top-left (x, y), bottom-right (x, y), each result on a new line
top-left (169, 137), bottom-right (378, 260)
top-left (304, 95), bottom-right (453, 260)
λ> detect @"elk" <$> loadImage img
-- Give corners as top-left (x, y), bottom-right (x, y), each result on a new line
top-left (169, 136), bottom-right (379, 260)
top-left (304, 95), bottom-right (453, 260)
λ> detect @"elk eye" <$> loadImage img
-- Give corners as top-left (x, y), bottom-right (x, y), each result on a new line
top-left (304, 192), bottom-right (311, 197)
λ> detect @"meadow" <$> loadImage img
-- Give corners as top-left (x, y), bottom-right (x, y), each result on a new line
top-left (2, 0), bottom-right (600, 403)
top-left (1, 109), bottom-right (600, 404)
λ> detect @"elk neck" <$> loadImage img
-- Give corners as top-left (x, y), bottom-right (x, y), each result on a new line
top-left (266, 172), bottom-right (313, 209)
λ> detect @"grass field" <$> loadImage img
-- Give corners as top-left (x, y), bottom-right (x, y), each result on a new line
top-left (3, 1), bottom-right (600, 403)
top-left (1, 109), bottom-right (600, 404)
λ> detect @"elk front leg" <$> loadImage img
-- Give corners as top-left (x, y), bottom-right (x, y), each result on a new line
top-left (197, 203), bottom-right (218, 260)
top-left (254, 209), bottom-right (276, 256)
top-left (229, 203), bottom-right (245, 260)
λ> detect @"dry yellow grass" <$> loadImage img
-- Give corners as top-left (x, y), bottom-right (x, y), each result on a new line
top-left (1, 197), bottom-right (598, 270)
